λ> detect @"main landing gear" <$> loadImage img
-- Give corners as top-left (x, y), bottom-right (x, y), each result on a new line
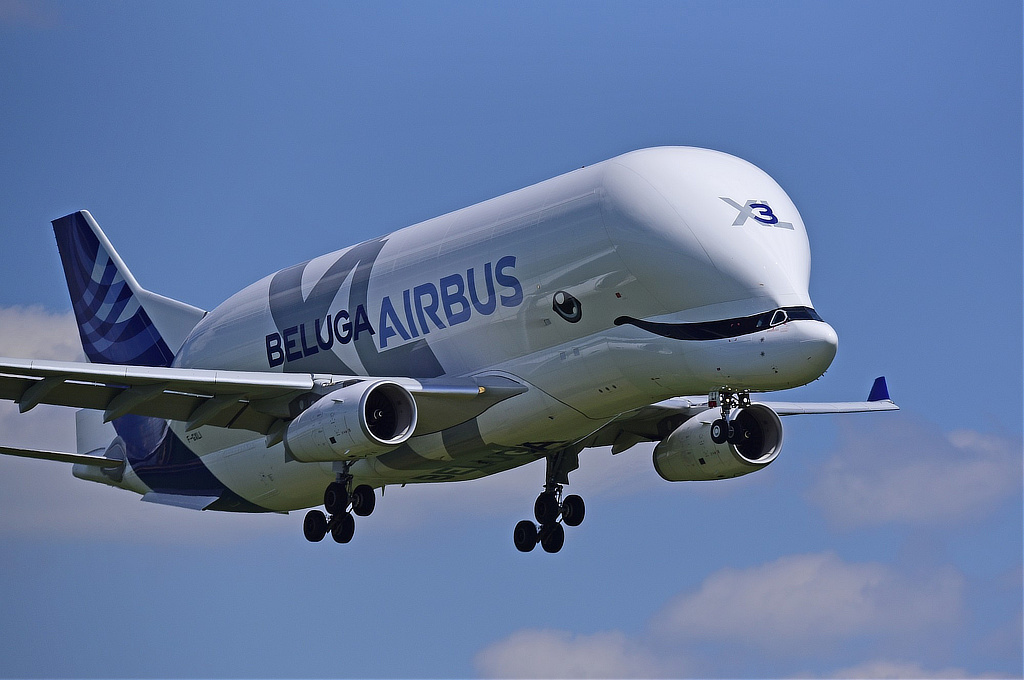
top-left (709, 389), bottom-right (752, 445)
top-left (303, 468), bottom-right (376, 544)
top-left (514, 448), bottom-right (586, 554)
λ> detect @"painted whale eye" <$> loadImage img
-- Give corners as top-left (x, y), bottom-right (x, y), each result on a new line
top-left (552, 290), bottom-right (582, 323)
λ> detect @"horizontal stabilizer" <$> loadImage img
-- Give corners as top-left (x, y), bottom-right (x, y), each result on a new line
top-left (0, 445), bottom-right (124, 468)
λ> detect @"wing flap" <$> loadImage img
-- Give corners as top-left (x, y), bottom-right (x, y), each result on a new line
top-left (0, 374), bottom-right (122, 412)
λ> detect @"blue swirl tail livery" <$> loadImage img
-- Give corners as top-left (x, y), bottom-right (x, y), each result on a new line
top-left (2, 148), bottom-right (896, 551)
top-left (52, 210), bottom-right (205, 366)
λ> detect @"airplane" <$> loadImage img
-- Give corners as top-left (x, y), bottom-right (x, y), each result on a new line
top-left (0, 146), bottom-right (897, 553)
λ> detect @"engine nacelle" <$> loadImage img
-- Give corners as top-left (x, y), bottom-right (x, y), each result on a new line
top-left (653, 405), bottom-right (783, 481)
top-left (284, 380), bottom-right (417, 463)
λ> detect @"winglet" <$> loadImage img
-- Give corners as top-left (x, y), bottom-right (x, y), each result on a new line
top-left (867, 376), bottom-right (890, 402)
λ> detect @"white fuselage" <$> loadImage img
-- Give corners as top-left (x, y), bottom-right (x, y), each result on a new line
top-left (109, 147), bottom-right (837, 511)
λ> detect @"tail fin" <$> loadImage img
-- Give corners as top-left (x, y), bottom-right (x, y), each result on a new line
top-left (52, 210), bottom-right (206, 367)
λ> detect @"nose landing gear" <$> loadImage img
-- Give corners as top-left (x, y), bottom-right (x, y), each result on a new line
top-left (514, 447), bottom-right (586, 554)
top-left (709, 389), bottom-right (751, 445)
top-left (303, 467), bottom-right (377, 545)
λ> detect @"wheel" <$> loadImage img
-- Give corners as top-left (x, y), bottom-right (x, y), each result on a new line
top-left (324, 481), bottom-right (349, 515)
top-left (534, 492), bottom-right (560, 524)
top-left (513, 520), bottom-right (538, 552)
top-left (561, 494), bottom-right (585, 527)
top-left (539, 522), bottom-right (565, 553)
top-left (710, 419), bottom-right (728, 444)
top-left (303, 510), bottom-right (328, 542)
top-left (331, 513), bottom-right (355, 543)
top-left (351, 484), bottom-right (376, 517)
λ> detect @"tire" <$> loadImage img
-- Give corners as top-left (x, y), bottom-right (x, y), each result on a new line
top-left (351, 484), bottom-right (376, 517)
top-left (331, 513), bottom-right (355, 543)
top-left (710, 419), bottom-right (727, 444)
top-left (539, 522), bottom-right (565, 553)
top-left (513, 520), bottom-right (538, 552)
top-left (561, 495), bottom-right (585, 527)
top-left (303, 510), bottom-right (328, 542)
top-left (534, 492), bottom-right (560, 524)
top-left (324, 481), bottom-right (349, 515)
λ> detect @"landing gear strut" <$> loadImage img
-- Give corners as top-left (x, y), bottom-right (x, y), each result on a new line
top-left (514, 447), bottom-right (586, 554)
top-left (709, 389), bottom-right (751, 445)
top-left (303, 465), bottom-right (376, 544)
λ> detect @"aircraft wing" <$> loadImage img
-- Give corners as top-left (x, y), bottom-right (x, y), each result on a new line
top-left (0, 356), bottom-right (526, 440)
top-left (583, 377), bottom-right (898, 453)
top-left (756, 376), bottom-right (899, 415)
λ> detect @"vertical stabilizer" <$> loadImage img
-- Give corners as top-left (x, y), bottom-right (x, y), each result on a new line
top-left (52, 210), bottom-right (206, 367)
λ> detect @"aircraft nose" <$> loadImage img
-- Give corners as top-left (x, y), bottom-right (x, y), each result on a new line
top-left (796, 319), bottom-right (838, 378)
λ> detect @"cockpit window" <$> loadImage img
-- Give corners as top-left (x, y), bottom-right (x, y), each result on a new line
top-left (783, 306), bottom-right (823, 322)
top-left (614, 306), bottom-right (825, 341)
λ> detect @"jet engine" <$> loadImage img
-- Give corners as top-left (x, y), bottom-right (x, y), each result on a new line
top-left (652, 405), bottom-right (783, 481)
top-left (284, 380), bottom-right (418, 463)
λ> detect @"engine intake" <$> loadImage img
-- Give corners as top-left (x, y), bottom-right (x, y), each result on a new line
top-left (653, 404), bottom-right (783, 481)
top-left (284, 380), bottom-right (417, 463)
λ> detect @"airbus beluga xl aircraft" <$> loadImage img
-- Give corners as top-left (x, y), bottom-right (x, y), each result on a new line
top-left (0, 147), bottom-right (896, 553)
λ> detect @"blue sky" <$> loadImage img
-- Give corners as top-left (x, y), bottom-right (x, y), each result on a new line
top-left (0, 1), bottom-right (1020, 678)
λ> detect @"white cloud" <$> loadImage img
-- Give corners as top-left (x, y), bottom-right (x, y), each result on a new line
top-left (0, 305), bottom-right (83, 362)
top-left (808, 418), bottom-right (1022, 528)
top-left (475, 629), bottom-right (673, 679)
top-left (476, 553), bottom-right (972, 678)
top-left (0, 305), bottom-right (85, 454)
top-left (652, 552), bottom-right (963, 653)
top-left (822, 659), bottom-right (1000, 679)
